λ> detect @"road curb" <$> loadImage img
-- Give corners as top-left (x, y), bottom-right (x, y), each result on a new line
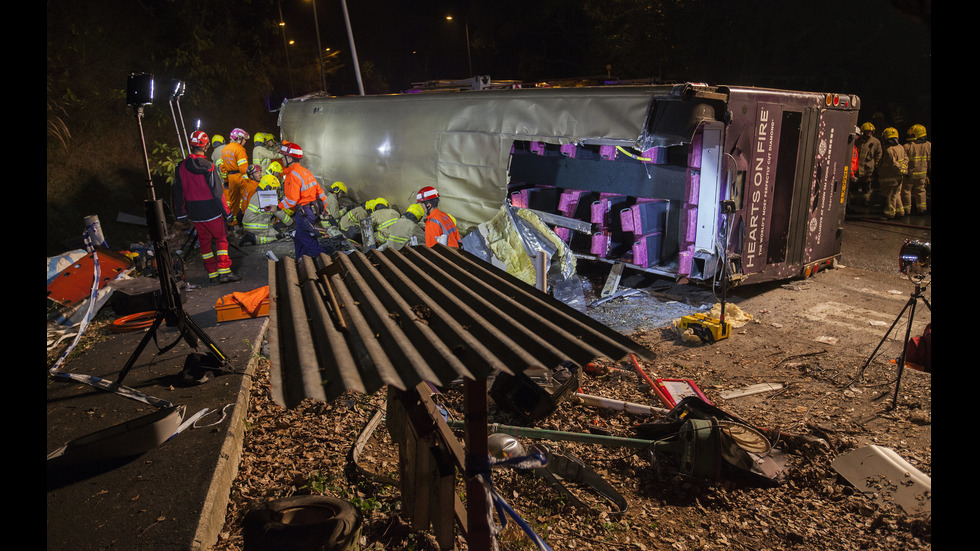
top-left (192, 317), bottom-right (269, 550)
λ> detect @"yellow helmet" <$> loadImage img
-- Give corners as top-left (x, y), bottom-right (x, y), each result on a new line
top-left (365, 199), bottom-right (377, 211)
top-left (860, 122), bottom-right (875, 133)
top-left (406, 203), bottom-right (425, 221)
top-left (268, 161), bottom-right (283, 175)
top-left (331, 181), bottom-right (348, 194)
top-left (882, 127), bottom-right (899, 141)
top-left (212, 134), bottom-right (225, 145)
top-left (253, 132), bottom-right (264, 143)
top-left (911, 124), bottom-right (927, 140)
top-left (374, 197), bottom-right (389, 209)
top-left (260, 173), bottom-right (281, 190)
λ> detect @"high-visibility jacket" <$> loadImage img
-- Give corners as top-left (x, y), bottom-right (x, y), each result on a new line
top-left (424, 207), bottom-right (461, 248)
top-left (855, 135), bottom-right (882, 179)
top-left (221, 142), bottom-right (249, 186)
top-left (243, 186), bottom-right (293, 243)
top-left (211, 144), bottom-right (227, 181)
top-left (850, 144), bottom-right (859, 179)
top-left (278, 162), bottom-right (328, 211)
top-left (251, 145), bottom-right (279, 172)
top-left (340, 205), bottom-right (369, 233)
top-left (903, 140), bottom-right (931, 180)
top-left (879, 142), bottom-right (909, 183)
top-left (381, 215), bottom-right (425, 250)
top-left (371, 207), bottom-right (401, 244)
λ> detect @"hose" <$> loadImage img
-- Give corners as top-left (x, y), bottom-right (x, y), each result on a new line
top-left (111, 311), bottom-right (158, 333)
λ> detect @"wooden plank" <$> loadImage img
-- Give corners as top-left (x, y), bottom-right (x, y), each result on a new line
top-left (431, 442), bottom-right (456, 548)
top-left (411, 431), bottom-right (433, 530)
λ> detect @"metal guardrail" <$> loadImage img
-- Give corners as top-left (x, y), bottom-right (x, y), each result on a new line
top-left (267, 244), bottom-right (654, 409)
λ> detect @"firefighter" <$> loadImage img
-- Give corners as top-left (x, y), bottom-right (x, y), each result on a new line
top-left (273, 141), bottom-right (329, 258)
top-left (325, 181), bottom-right (356, 221)
top-left (339, 199), bottom-right (372, 240)
top-left (854, 122), bottom-right (882, 206)
top-left (902, 124), bottom-right (931, 216)
top-left (877, 127), bottom-right (909, 220)
top-left (252, 132), bottom-right (279, 172)
top-left (369, 197), bottom-right (400, 247)
top-left (221, 128), bottom-right (251, 229)
top-left (211, 134), bottom-right (226, 178)
top-left (378, 203), bottom-right (426, 251)
top-left (416, 186), bottom-right (461, 248)
top-left (240, 172), bottom-right (291, 246)
top-left (319, 181), bottom-right (350, 230)
top-left (171, 130), bottom-right (241, 284)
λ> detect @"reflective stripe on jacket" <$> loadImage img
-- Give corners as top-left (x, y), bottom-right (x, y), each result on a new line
top-left (278, 163), bottom-right (327, 211)
top-left (221, 142), bottom-right (249, 184)
top-left (424, 207), bottom-right (461, 248)
top-left (903, 140), bottom-right (931, 179)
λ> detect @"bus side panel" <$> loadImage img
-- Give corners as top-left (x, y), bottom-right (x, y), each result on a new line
top-left (803, 109), bottom-right (857, 264)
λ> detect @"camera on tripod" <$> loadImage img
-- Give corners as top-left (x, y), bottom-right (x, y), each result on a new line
top-left (898, 240), bottom-right (930, 282)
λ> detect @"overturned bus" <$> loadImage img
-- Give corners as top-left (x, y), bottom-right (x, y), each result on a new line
top-left (277, 82), bottom-right (860, 286)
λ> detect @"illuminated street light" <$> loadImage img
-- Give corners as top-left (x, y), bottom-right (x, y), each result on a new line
top-left (445, 15), bottom-right (473, 77)
top-left (277, 0), bottom-right (295, 96)
top-left (308, 0), bottom-right (328, 93)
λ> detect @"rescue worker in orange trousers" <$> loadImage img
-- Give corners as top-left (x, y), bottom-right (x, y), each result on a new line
top-left (877, 127), bottom-right (909, 220)
top-left (221, 128), bottom-right (251, 227)
top-left (415, 186), bottom-right (461, 247)
top-left (271, 141), bottom-right (329, 258)
top-left (171, 131), bottom-right (242, 283)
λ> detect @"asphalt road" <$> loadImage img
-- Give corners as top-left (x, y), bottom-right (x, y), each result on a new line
top-left (839, 213), bottom-right (932, 274)
top-left (45, 211), bottom-right (930, 551)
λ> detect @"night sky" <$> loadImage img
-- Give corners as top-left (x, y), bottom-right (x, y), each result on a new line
top-left (276, 0), bottom-right (930, 130)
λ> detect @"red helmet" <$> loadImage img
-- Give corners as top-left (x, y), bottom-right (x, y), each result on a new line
top-left (280, 141), bottom-right (303, 159)
top-left (189, 130), bottom-right (210, 149)
top-left (416, 186), bottom-right (439, 202)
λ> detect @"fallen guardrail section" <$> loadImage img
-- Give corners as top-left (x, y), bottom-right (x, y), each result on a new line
top-left (266, 244), bottom-right (654, 550)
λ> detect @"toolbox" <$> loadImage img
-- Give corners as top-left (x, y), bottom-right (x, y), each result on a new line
top-left (214, 288), bottom-right (270, 322)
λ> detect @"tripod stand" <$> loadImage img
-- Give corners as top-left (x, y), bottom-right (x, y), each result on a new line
top-left (112, 103), bottom-right (228, 389)
top-left (850, 275), bottom-right (931, 409)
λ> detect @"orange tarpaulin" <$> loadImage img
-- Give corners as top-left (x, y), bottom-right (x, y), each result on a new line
top-left (229, 285), bottom-right (269, 316)
top-left (214, 286), bottom-right (270, 322)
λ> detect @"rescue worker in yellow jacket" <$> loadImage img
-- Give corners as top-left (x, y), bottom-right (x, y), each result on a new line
top-left (211, 134), bottom-right (227, 181)
top-left (378, 203), bottom-right (426, 251)
top-left (322, 181), bottom-right (355, 224)
top-left (877, 127), bottom-right (909, 220)
top-left (902, 124), bottom-right (931, 216)
top-left (369, 198), bottom-right (400, 247)
top-left (221, 128), bottom-right (251, 226)
top-left (240, 172), bottom-right (293, 246)
top-left (339, 200), bottom-right (372, 240)
top-left (854, 122), bottom-right (882, 205)
top-left (252, 132), bottom-right (279, 172)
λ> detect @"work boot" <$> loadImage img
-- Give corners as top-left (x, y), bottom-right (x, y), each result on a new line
top-left (240, 232), bottom-right (257, 247)
top-left (219, 273), bottom-right (242, 284)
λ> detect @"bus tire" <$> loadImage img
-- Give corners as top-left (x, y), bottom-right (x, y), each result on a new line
top-left (243, 495), bottom-right (362, 551)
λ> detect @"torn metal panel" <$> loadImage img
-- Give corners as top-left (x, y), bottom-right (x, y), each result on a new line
top-left (267, 245), bottom-right (653, 409)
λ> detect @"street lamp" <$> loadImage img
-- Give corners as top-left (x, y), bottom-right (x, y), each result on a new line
top-left (309, 0), bottom-right (328, 93)
top-left (277, 0), bottom-right (295, 96)
top-left (445, 15), bottom-right (472, 77)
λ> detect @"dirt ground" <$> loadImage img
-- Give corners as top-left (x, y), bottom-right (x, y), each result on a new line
top-left (208, 257), bottom-right (931, 551)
